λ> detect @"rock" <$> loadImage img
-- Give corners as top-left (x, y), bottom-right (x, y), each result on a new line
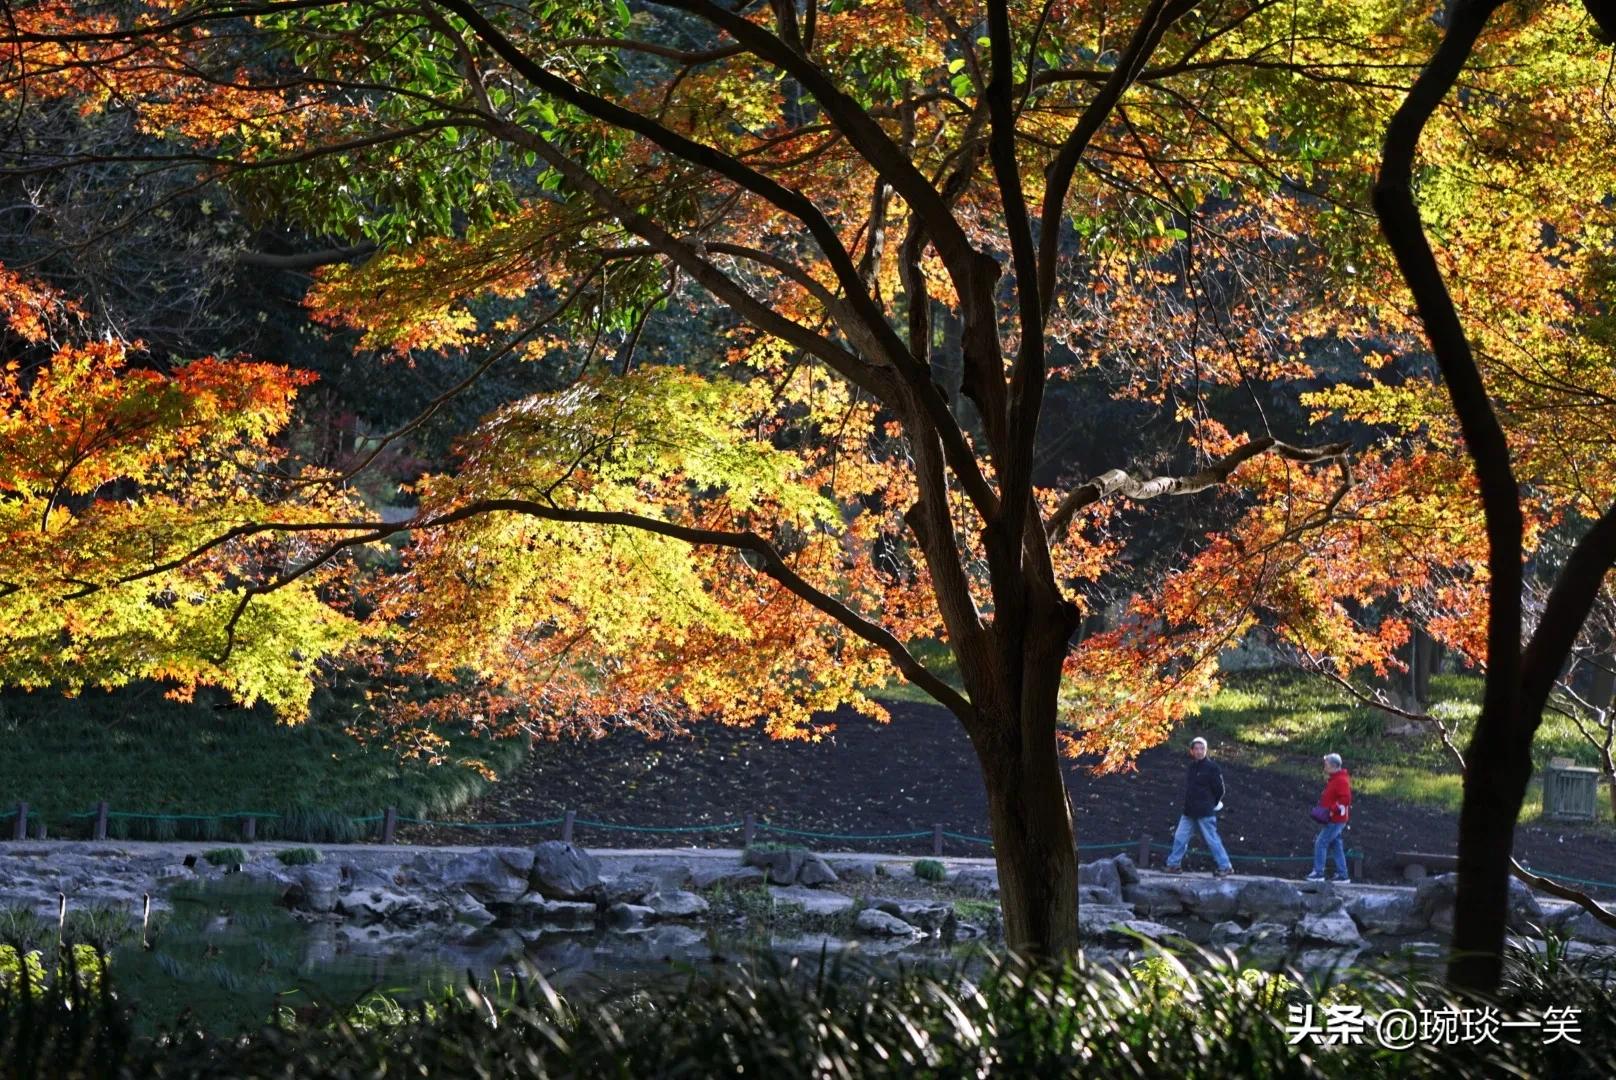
top-left (872, 898), bottom-right (952, 932)
top-left (441, 850), bottom-right (530, 904)
top-left (1235, 879), bottom-right (1303, 920)
top-left (951, 922), bottom-right (988, 940)
top-left (294, 865), bottom-right (343, 914)
top-left (644, 890), bottom-right (710, 919)
top-left (1298, 881), bottom-right (1343, 913)
top-left (529, 842), bottom-right (602, 901)
top-left (1507, 878), bottom-right (1545, 933)
top-left (606, 902), bottom-right (655, 930)
top-left (506, 895), bottom-right (596, 930)
top-left (1297, 910), bottom-right (1366, 948)
top-left (1077, 903), bottom-right (1138, 938)
top-left (856, 908), bottom-right (923, 937)
top-left (1209, 920), bottom-right (1247, 946)
top-left (338, 887), bottom-right (439, 927)
top-left (952, 868), bottom-right (999, 898)
top-left (445, 891), bottom-right (497, 926)
top-left (1103, 919), bottom-right (1184, 945)
top-left (1247, 921), bottom-right (1292, 945)
top-left (629, 860), bottom-right (693, 891)
top-left (1183, 879), bottom-right (1240, 920)
top-left (1122, 879), bottom-right (1193, 915)
top-left (1080, 885), bottom-right (1123, 906)
top-left (768, 885), bottom-right (854, 917)
top-left (1078, 857), bottom-right (1123, 905)
top-left (1564, 910), bottom-right (1616, 946)
top-left (690, 865), bottom-right (768, 890)
top-left (599, 873), bottom-right (658, 905)
top-left (743, 847), bottom-right (807, 885)
top-left (829, 858), bottom-right (880, 883)
top-left (1414, 874), bottom-right (1457, 919)
top-left (1111, 853), bottom-right (1140, 886)
top-left (1345, 892), bottom-right (1426, 935)
top-left (796, 854), bottom-right (839, 887)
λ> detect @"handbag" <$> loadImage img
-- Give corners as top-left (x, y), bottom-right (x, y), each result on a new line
top-left (1309, 805), bottom-right (1332, 825)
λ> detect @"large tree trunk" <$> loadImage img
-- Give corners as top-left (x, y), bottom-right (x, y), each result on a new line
top-left (1448, 723), bottom-right (1533, 989)
top-left (973, 716), bottom-right (1079, 956)
top-left (966, 608), bottom-right (1081, 957)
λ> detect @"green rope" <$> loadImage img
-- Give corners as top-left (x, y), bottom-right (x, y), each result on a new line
top-left (941, 830), bottom-right (994, 845)
top-left (397, 817), bottom-right (565, 829)
top-left (757, 823), bottom-right (932, 841)
top-left (575, 818), bottom-right (740, 833)
top-left (1518, 864), bottom-right (1616, 891)
top-left (1077, 841), bottom-right (1137, 852)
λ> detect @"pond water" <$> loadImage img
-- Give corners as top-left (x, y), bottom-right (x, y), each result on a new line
top-left (98, 880), bottom-right (984, 1034)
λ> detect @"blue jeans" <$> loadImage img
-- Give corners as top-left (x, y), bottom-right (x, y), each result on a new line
top-left (1166, 814), bottom-right (1232, 871)
top-left (1313, 822), bottom-right (1348, 878)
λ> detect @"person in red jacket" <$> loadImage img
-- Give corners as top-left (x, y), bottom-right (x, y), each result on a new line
top-left (1306, 753), bottom-right (1353, 883)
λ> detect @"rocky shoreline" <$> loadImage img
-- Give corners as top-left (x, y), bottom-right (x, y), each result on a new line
top-left (3, 842), bottom-right (1613, 974)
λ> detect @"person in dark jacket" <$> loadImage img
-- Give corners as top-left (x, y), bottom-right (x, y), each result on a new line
top-left (1306, 753), bottom-right (1353, 883)
top-left (1163, 736), bottom-right (1234, 876)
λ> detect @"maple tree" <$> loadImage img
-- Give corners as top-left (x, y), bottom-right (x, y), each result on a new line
top-left (2, 0), bottom-right (1613, 979)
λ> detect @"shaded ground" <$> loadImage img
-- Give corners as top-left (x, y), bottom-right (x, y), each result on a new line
top-left (403, 700), bottom-right (1616, 892)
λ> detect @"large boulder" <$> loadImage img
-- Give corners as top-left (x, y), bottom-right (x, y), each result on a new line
top-left (796, 855), bottom-right (840, 887)
top-left (690, 864), bottom-right (768, 890)
top-left (441, 850), bottom-right (530, 904)
top-left (290, 864), bottom-right (343, 914)
top-left (1235, 879), bottom-right (1304, 920)
top-left (1563, 910), bottom-right (1616, 946)
top-left (1122, 879), bottom-right (1194, 915)
top-left (529, 842), bottom-right (602, 901)
top-left (768, 885), bottom-right (854, 917)
top-left (1346, 891), bottom-right (1426, 936)
top-left (1101, 919), bottom-right (1185, 945)
top-left (952, 868), bottom-right (999, 898)
top-left (1078, 858), bottom-right (1123, 905)
top-left (1111, 854), bottom-right (1141, 886)
top-left (1297, 910), bottom-right (1366, 949)
top-left (338, 887), bottom-right (440, 927)
top-left (645, 890), bottom-right (710, 920)
top-left (1077, 903), bottom-right (1139, 939)
top-left (743, 848), bottom-right (811, 885)
top-left (506, 895), bottom-right (596, 930)
top-left (1183, 878), bottom-right (1240, 920)
top-left (856, 908), bottom-right (923, 937)
top-left (829, 858), bottom-right (880, 883)
top-left (599, 873), bottom-right (658, 905)
top-left (872, 898), bottom-right (952, 932)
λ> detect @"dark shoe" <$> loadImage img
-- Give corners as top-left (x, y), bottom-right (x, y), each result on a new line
top-left (1162, 864), bottom-right (1183, 874)
top-left (1331, 877), bottom-right (1352, 885)
top-left (1304, 872), bottom-right (1326, 882)
top-left (1213, 867), bottom-right (1233, 878)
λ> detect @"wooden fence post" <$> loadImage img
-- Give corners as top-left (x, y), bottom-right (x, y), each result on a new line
top-left (742, 812), bottom-right (756, 849)
top-left (932, 824), bottom-right (944, 857)
top-left (561, 810), bottom-right (576, 844)
top-left (1351, 850), bottom-right (1365, 881)
top-left (93, 801), bottom-right (109, 842)
top-left (1137, 834), bottom-right (1152, 869)
top-left (12, 803), bottom-right (27, 842)
top-left (379, 807), bottom-right (398, 845)
top-left (240, 816), bottom-right (256, 842)
top-left (32, 820), bottom-right (45, 841)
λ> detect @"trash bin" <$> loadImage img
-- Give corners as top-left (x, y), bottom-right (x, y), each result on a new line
top-left (1543, 758), bottom-right (1600, 822)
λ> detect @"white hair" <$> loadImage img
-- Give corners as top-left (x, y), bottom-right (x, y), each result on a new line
top-left (1323, 753), bottom-right (1343, 769)
top-left (1191, 737), bottom-right (1208, 749)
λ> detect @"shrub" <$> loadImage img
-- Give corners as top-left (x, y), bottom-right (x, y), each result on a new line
top-left (913, 858), bottom-right (947, 882)
top-left (275, 847), bottom-right (322, 866)
top-left (202, 847), bottom-right (246, 866)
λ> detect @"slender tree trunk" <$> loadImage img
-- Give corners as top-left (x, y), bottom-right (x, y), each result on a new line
top-left (1449, 726), bottom-right (1533, 989)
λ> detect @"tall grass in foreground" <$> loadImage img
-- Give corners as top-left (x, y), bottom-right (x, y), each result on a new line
top-left (2, 941), bottom-right (1612, 1078)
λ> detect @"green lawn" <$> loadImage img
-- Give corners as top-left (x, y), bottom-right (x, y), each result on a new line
top-left (0, 681), bottom-right (525, 841)
top-left (1195, 670), bottom-right (1614, 827)
top-left (880, 659), bottom-right (1612, 828)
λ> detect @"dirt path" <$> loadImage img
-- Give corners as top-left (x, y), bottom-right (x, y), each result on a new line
top-left (403, 701), bottom-right (1616, 892)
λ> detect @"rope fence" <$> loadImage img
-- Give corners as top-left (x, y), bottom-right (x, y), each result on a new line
top-left (4, 798), bottom-right (1614, 893)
